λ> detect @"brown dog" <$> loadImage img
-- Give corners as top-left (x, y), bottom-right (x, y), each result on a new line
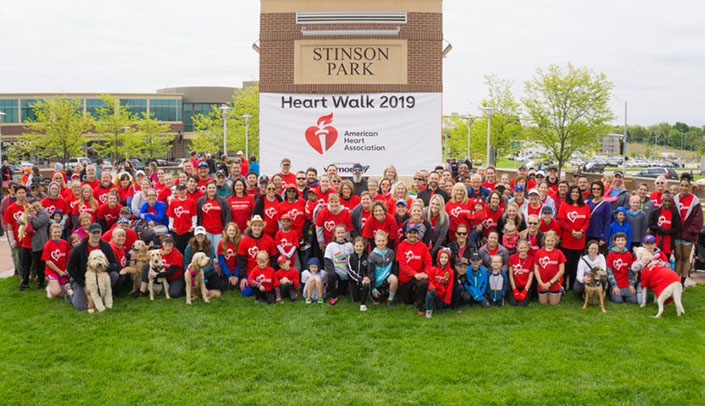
top-left (119, 240), bottom-right (149, 295)
top-left (148, 249), bottom-right (170, 300)
top-left (583, 266), bottom-right (607, 313)
top-left (185, 252), bottom-right (218, 305)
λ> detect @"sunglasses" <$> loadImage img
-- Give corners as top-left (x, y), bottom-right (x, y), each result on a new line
top-left (528, 222), bottom-right (539, 225)
top-left (266, 187), bottom-right (276, 191)
top-left (296, 177), bottom-right (306, 180)
top-left (456, 232), bottom-right (467, 236)
top-left (414, 178), bottom-right (424, 181)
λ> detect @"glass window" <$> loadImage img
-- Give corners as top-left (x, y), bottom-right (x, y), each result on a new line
top-left (20, 99), bottom-right (38, 123)
top-left (0, 99), bottom-right (19, 123)
top-left (150, 99), bottom-right (182, 122)
top-left (183, 103), bottom-right (217, 132)
top-left (120, 99), bottom-right (147, 118)
top-left (86, 98), bottom-right (108, 119)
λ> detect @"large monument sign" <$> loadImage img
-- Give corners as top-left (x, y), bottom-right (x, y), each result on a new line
top-left (259, 0), bottom-right (443, 176)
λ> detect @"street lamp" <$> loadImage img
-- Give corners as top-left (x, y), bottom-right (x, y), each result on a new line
top-left (466, 115), bottom-right (475, 162)
top-left (482, 107), bottom-right (495, 166)
top-left (0, 111), bottom-right (5, 167)
top-left (242, 114), bottom-right (252, 159)
top-left (219, 105), bottom-right (232, 157)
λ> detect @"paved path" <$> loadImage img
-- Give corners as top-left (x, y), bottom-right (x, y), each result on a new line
top-left (0, 235), bottom-right (17, 279)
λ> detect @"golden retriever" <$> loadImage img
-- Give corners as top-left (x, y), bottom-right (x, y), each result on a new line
top-left (147, 249), bottom-right (170, 300)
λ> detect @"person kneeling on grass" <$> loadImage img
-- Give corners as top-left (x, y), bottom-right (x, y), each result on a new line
top-left (534, 231), bottom-right (566, 305)
top-left (464, 251), bottom-right (490, 309)
top-left (302, 258), bottom-right (325, 304)
top-left (248, 251), bottom-right (281, 304)
top-left (606, 232), bottom-right (637, 304)
top-left (367, 230), bottom-right (399, 307)
top-left (486, 255), bottom-right (508, 307)
top-left (451, 257), bottom-right (472, 311)
top-left (347, 236), bottom-right (371, 312)
top-left (324, 225), bottom-right (354, 305)
top-left (425, 248), bottom-right (454, 318)
top-left (43, 223), bottom-right (71, 298)
top-left (396, 224), bottom-right (433, 315)
top-left (276, 255), bottom-right (300, 301)
top-left (508, 239), bottom-right (534, 307)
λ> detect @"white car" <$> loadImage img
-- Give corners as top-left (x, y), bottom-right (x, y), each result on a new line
top-left (66, 157), bottom-right (91, 170)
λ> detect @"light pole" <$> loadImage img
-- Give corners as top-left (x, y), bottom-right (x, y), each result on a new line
top-left (466, 115), bottom-right (475, 162)
top-left (242, 114), bottom-right (252, 159)
top-left (482, 107), bottom-right (495, 166)
top-left (118, 126), bottom-right (130, 165)
top-left (219, 105), bottom-right (231, 157)
top-left (0, 111), bottom-right (5, 167)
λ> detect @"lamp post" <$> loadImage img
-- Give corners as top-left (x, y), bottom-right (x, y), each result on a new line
top-left (118, 126), bottom-right (130, 166)
top-left (466, 115), bottom-right (475, 162)
top-left (219, 105), bottom-right (232, 157)
top-left (482, 107), bottom-right (495, 166)
top-left (242, 114), bottom-right (252, 159)
top-left (0, 111), bottom-right (5, 167)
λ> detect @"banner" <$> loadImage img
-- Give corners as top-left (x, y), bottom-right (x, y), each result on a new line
top-left (259, 92), bottom-right (442, 177)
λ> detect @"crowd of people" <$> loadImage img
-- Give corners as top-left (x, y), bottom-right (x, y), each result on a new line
top-left (0, 153), bottom-right (702, 316)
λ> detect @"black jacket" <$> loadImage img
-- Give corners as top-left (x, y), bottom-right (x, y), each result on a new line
top-left (417, 188), bottom-right (450, 207)
top-left (67, 239), bottom-right (119, 287)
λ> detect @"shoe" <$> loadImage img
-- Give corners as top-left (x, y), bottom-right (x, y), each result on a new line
top-left (426, 310), bottom-right (433, 318)
top-left (360, 304), bottom-right (368, 312)
top-left (330, 298), bottom-right (338, 306)
top-left (289, 290), bottom-right (299, 301)
top-left (305, 297), bottom-right (312, 304)
top-left (455, 308), bottom-right (462, 314)
top-left (386, 299), bottom-right (395, 307)
top-left (131, 291), bottom-right (142, 299)
top-left (317, 298), bottom-right (324, 304)
top-left (19, 284), bottom-right (29, 292)
top-left (64, 284), bottom-right (73, 302)
top-left (254, 299), bottom-right (261, 304)
top-left (46, 285), bottom-right (51, 299)
top-left (417, 310), bottom-right (425, 316)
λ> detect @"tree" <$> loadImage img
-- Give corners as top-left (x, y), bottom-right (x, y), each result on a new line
top-left (93, 94), bottom-right (135, 164)
top-left (522, 64), bottom-right (614, 173)
top-left (192, 84), bottom-right (260, 158)
top-left (123, 112), bottom-right (173, 161)
top-left (16, 97), bottom-right (93, 164)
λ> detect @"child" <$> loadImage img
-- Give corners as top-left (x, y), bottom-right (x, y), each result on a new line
top-left (324, 224), bottom-right (354, 305)
top-left (607, 207), bottom-right (633, 250)
top-left (301, 257), bottom-right (325, 304)
top-left (42, 223), bottom-right (71, 298)
top-left (467, 198), bottom-right (487, 249)
top-left (626, 195), bottom-right (648, 248)
top-left (508, 239), bottom-right (534, 307)
top-left (534, 231), bottom-right (566, 305)
top-left (69, 234), bottom-right (82, 249)
top-left (275, 214), bottom-right (299, 268)
top-left (486, 255), bottom-right (508, 307)
top-left (463, 251), bottom-right (490, 308)
top-left (451, 256), bottom-right (471, 311)
top-left (367, 230), bottom-right (399, 306)
top-left (276, 255), bottom-right (300, 301)
top-left (606, 232), bottom-right (637, 304)
top-left (502, 221), bottom-right (519, 255)
top-left (218, 222), bottom-right (241, 290)
top-left (347, 236), bottom-right (371, 311)
top-left (247, 251), bottom-right (281, 304)
top-left (425, 248), bottom-right (454, 318)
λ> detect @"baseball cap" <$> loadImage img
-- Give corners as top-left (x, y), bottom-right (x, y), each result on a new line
top-left (456, 257), bottom-right (469, 266)
top-left (614, 170), bottom-right (624, 177)
top-left (89, 223), bottom-right (102, 234)
top-left (352, 163), bottom-right (363, 172)
top-left (307, 258), bottom-right (321, 268)
top-left (396, 199), bottom-right (408, 208)
top-left (281, 158), bottom-right (291, 165)
top-left (548, 165), bottom-right (558, 172)
top-left (135, 170), bottom-right (145, 176)
top-left (643, 235), bottom-right (657, 244)
top-left (514, 185), bottom-right (525, 192)
top-left (280, 213), bottom-right (292, 221)
top-left (194, 226), bottom-right (207, 236)
top-left (216, 170), bottom-right (226, 177)
top-left (198, 162), bottom-right (209, 168)
top-left (236, 150), bottom-right (244, 156)
top-left (469, 251), bottom-right (482, 262)
top-left (258, 175), bottom-right (269, 184)
top-left (176, 183), bottom-right (187, 191)
top-left (277, 255), bottom-right (289, 264)
top-left (535, 170), bottom-right (546, 178)
top-left (518, 164), bottom-right (527, 170)
top-left (161, 234), bottom-right (174, 244)
top-left (249, 215), bottom-right (265, 225)
top-left (541, 206), bottom-right (553, 214)
top-left (120, 207), bottom-right (132, 215)
top-left (117, 217), bottom-right (130, 225)
top-left (528, 188), bottom-right (539, 196)
top-left (405, 223), bottom-right (420, 233)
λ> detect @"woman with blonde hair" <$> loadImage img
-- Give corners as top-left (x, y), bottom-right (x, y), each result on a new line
top-left (338, 180), bottom-right (360, 211)
top-left (445, 183), bottom-right (472, 243)
top-left (387, 181), bottom-right (412, 216)
top-left (382, 165), bottom-right (399, 185)
top-left (218, 222), bottom-right (242, 289)
top-left (73, 184), bottom-right (99, 224)
top-left (423, 194), bottom-right (450, 260)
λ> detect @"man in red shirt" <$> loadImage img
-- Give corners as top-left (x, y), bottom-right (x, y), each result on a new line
top-left (196, 162), bottom-right (212, 194)
top-left (4, 186), bottom-right (31, 289)
top-left (278, 158), bottom-right (297, 186)
top-left (93, 172), bottom-right (117, 205)
top-left (396, 224), bottom-right (433, 315)
top-left (96, 192), bottom-right (122, 232)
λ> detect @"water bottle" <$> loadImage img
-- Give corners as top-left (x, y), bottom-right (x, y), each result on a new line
top-left (670, 254), bottom-right (676, 271)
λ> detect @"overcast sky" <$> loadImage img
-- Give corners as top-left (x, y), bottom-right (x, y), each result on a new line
top-left (1, 0), bottom-right (703, 126)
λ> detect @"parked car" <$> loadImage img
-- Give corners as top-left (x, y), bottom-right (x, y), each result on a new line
top-left (128, 158), bottom-right (146, 171)
top-left (635, 167), bottom-right (679, 180)
top-left (66, 157), bottom-right (91, 170)
top-left (583, 162), bottom-right (606, 174)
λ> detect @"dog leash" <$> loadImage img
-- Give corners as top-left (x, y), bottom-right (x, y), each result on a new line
top-left (95, 272), bottom-right (102, 297)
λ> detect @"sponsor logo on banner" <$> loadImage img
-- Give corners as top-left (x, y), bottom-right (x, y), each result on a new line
top-left (260, 92), bottom-right (441, 176)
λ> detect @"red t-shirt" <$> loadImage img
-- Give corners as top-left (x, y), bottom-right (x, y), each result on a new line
top-left (539, 218), bottom-right (561, 236)
top-left (650, 191), bottom-right (664, 209)
top-left (237, 234), bottom-right (277, 276)
top-left (42, 239), bottom-right (71, 278)
top-left (482, 206), bottom-right (504, 238)
top-left (361, 214), bottom-right (398, 244)
top-left (428, 265), bottom-right (454, 305)
top-left (117, 186), bottom-right (134, 205)
top-left (445, 201), bottom-right (472, 242)
top-left (41, 196), bottom-right (70, 218)
top-left (93, 184), bottom-right (118, 205)
top-left (655, 209), bottom-right (674, 255)
top-left (508, 253), bottom-right (534, 290)
top-left (315, 208), bottom-right (353, 244)
top-left (102, 226), bottom-right (138, 251)
top-left (260, 198), bottom-right (281, 238)
top-left (72, 200), bottom-right (97, 222)
top-left (4, 202), bottom-right (29, 246)
top-left (557, 203), bottom-right (590, 250)
top-left (278, 199), bottom-right (306, 237)
top-left (396, 240), bottom-right (433, 284)
top-left (110, 242), bottom-right (128, 269)
top-left (606, 250), bottom-right (634, 289)
top-left (275, 229), bottom-right (300, 267)
top-left (340, 195), bottom-right (361, 212)
top-left (97, 203), bottom-right (122, 229)
top-left (276, 268), bottom-right (300, 288)
top-left (228, 195), bottom-right (255, 234)
top-left (248, 266), bottom-right (280, 292)
top-left (200, 198), bottom-right (225, 234)
top-left (167, 198), bottom-right (197, 235)
top-left (676, 193), bottom-right (695, 221)
top-left (162, 248), bottom-right (184, 283)
top-left (534, 248), bottom-right (566, 293)
top-left (218, 240), bottom-right (238, 276)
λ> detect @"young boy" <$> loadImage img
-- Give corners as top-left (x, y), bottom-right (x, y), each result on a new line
top-left (425, 248), bottom-right (454, 318)
top-left (276, 255), bottom-right (300, 301)
top-left (606, 232), bottom-right (637, 304)
top-left (486, 255), bottom-right (508, 307)
top-left (367, 230), bottom-right (399, 306)
top-left (608, 207), bottom-right (633, 250)
top-left (452, 256), bottom-right (471, 312)
top-left (467, 199), bottom-right (487, 249)
top-left (463, 251), bottom-right (490, 309)
top-left (248, 251), bottom-right (281, 304)
top-left (275, 213), bottom-right (299, 268)
top-left (301, 257), bottom-right (325, 304)
top-left (626, 195), bottom-right (648, 248)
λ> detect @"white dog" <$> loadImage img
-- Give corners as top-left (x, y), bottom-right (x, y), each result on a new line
top-left (85, 250), bottom-right (113, 313)
top-left (148, 249), bottom-right (170, 300)
top-left (635, 247), bottom-right (685, 318)
top-left (185, 252), bottom-right (216, 305)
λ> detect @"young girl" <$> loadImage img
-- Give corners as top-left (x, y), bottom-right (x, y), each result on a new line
top-left (42, 223), bottom-right (71, 298)
top-left (247, 251), bottom-right (280, 304)
top-left (534, 231), bottom-right (566, 305)
top-left (276, 255), bottom-right (300, 301)
top-left (425, 248), bottom-right (454, 318)
top-left (367, 230), bottom-right (398, 306)
top-left (486, 255), bottom-right (508, 307)
top-left (324, 224), bottom-right (354, 305)
top-left (302, 258), bottom-right (325, 304)
top-left (502, 221), bottom-right (520, 256)
top-left (347, 237), bottom-right (371, 311)
top-left (218, 222), bottom-right (242, 290)
top-left (275, 214), bottom-right (299, 268)
top-left (508, 239), bottom-right (534, 307)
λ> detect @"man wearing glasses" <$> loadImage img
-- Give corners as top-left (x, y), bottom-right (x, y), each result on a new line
top-left (650, 175), bottom-right (667, 209)
top-left (350, 163), bottom-right (368, 196)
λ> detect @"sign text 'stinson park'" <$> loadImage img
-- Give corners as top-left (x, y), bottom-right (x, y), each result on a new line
top-left (312, 46), bottom-right (390, 76)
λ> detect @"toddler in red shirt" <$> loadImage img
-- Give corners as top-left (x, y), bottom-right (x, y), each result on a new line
top-left (248, 251), bottom-right (281, 304)
top-left (276, 255), bottom-right (300, 301)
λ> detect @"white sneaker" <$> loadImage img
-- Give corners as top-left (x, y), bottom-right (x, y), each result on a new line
top-left (425, 310), bottom-right (433, 318)
top-left (46, 285), bottom-right (51, 299)
top-left (360, 304), bottom-right (368, 312)
top-left (684, 278), bottom-right (697, 289)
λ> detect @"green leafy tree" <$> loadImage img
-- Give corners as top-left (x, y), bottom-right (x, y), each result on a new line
top-left (93, 94), bottom-right (135, 164)
top-left (123, 112), bottom-right (173, 161)
top-left (522, 64), bottom-right (614, 173)
top-left (16, 97), bottom-right (93, 164)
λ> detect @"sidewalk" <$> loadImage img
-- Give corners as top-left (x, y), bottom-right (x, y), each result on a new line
top-left (0, 235), bottom-right (17, 279)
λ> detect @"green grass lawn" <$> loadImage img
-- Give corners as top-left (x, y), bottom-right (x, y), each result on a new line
top-left (1, 277), bottom-right (704, 405)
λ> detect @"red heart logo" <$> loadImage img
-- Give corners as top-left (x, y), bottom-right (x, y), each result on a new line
top-left (305, 113), bottom-right (338, 155)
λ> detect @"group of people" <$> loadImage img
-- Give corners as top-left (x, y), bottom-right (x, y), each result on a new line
top-left (1, 154), bottom-right (701, 316)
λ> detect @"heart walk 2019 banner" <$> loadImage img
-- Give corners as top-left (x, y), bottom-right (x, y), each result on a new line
top-left (259, 92), bottom-right (442, 177)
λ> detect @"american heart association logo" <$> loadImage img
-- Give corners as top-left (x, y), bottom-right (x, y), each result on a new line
top-left (613, 258), bottom-right (624, 270)
top-left (174, 206), bottom-right (184, 217)
top-left (202, 202), bottom-right (215, 214)
top-left (538, 256), bottom-right (551, 268)
top-left (99, 194), bottom-right (108, 204)
top-left (46, 205), bottom-right (56, 215)
top-left (50, 249), bottom-right (63, 262)
top-left (658, 215), bottom-right (669, 226)
top-left (265, 207), bottom-right (277, 218)
top-left (482, 218), bottom-right (495, 229)
top-left (248, 246), bottom-right (259, 258)
top-left (567, 211), bottom-right (579, 222)
top-left (450, 206), bottom-right (463, 218)
top-left (288, 209), bottom-right (301, 220)
top-left (305, 113), bottom-right (338, 155)
top-left (225, 248), bottom-right (235, 259)
top-left (324, 221), bottom-right (336, 232)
